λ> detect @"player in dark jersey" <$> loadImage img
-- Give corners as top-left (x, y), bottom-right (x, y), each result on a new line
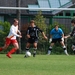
top-left (24, 20), bottom-right (47, 57)
top-left (65, 19), bottom-right (75, 54)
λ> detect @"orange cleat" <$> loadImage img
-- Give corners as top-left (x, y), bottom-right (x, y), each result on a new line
top-left (6, 54), bottom-right (12, 58)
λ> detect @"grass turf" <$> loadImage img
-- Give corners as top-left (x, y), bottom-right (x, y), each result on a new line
top-left (0, 54), bottom-right (75, 75)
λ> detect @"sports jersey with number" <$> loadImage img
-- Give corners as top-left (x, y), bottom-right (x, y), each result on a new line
top-left (50, 28), bottom-right (64, 39)
top-left (27, 26), bottom-right (42, 39)
top-left (7, 25), bottom-right (20, 39)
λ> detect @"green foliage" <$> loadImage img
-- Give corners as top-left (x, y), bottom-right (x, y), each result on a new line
top-left (33, 11), bottom-right (48, 52)
top-left (34, 11), bottom-right (47, 33)
top-left (0, 21), bottom-right (10, 36)
top-left (67, 37), bottom-right (75, 54)
top-left (0, 21), bottom-right (10, 46)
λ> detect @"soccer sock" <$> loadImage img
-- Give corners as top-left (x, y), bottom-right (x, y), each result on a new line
top-left (48, 46), bottom-right (52, 55)
top-left (24, 48), bottom-right (29, 57)
top-left (33, 48), bottom-right (37, 57)
top-left (33, 48), bottom-right (37, 54)
top-left (72, 44), bottom-right (75, 54)
top-left (25, 47), bottom-right (29, 52)
top-left (73, 50), bottom-right (75, 54)
top-left (0, 47), bottom-right (3, 51)
top-left (72, 49), bottom-right (75, 54)
top-left (64, 50), bottom-right (68, 54)
top-left (7, 48), bottom-right (17, 54)
top-left (63, 46), bottom-right (68, 55)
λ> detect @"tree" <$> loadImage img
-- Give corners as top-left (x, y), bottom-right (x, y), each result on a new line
top-left (34, 11), bottom-right (48, 54)
top-left (34, 11), bottom-right (47, 33)
top-left (0, 21), bottom-right (10, 46)
top-left (16, 0), bottom-right (21, 53)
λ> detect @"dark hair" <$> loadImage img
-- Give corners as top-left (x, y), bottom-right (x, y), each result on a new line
top-left (71, 19), bottom-right (75, 24)
top-left (55, 24), bottom-right (59, 27)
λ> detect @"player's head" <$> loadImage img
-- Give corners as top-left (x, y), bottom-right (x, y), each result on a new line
top-left (13, 18), bottom-right (18, 26)
top-left (30, 20), bottom-right (35, 24)
top-left (55, 25), bottom-right (59, 31)
top-left (71, 19), bottom-right (75, 26)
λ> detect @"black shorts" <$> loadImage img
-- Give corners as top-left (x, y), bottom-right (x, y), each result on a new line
top-left (73, 43), bottom-right (75, 45)
top-left (27, 38), bottom-right (38, 44)
top-left (51, 38), bottom-right (62, 43)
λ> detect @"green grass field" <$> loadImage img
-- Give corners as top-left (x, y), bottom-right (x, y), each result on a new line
top-left (0, 54), bottom-right (75, 75)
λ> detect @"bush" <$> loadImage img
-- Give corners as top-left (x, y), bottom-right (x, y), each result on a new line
top-left (0, 21), bottom-right (11, 53)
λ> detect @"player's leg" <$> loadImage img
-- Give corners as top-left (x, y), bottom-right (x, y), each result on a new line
top-left (24, 42), bottom-right (30, 57)
top-left (33, 42), bottom-right (37, 57)
top-left (0, 38), bottom-right (11, 52)
top-left (72, 44), bottom-right (75, 54)
top-left (47, 39), bottom-right (56, 55)
top-left (6, 40), bottom-right (19, 58)
top-left (47, 43), bottom-right (54, 55)
top-left (60, 41), bottom-right (69, 55)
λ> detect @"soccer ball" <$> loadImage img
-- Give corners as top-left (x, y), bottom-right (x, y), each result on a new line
top-left (26, 51), bottom-right (31, 57)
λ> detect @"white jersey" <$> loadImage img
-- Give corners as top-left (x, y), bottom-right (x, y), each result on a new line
top-left (7, 25), bottom-right (20, 40)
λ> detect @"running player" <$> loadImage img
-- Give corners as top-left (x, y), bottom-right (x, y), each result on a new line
top-left (24, 20), bottom-right (47, 57)
top-left (0, 19), bottom-right (22, 58)
top-left (65, 19), bottom-right (75, 54)
top-left (47, 25), bottom-right (69, 55)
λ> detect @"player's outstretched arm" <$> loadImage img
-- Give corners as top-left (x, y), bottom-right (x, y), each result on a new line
top-left (42, 32), bottom-right (48, 40)
top-left (64, 35), bottom-right (70, 39)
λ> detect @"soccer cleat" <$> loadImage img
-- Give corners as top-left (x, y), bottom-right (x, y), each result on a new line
top-left (65, 53), bottom-right (69, 56)
top-left (6, 54), bottom-right (12, 58)
top-left (64, 50), bottom-right (69, 56)
top-left (66, 53), bottom-right (69, 56)
top-left (24, 55), bottom-right (28, 58)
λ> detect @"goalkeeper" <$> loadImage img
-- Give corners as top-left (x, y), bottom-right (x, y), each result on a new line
top-left (47, 25), bottom-right (69, 55)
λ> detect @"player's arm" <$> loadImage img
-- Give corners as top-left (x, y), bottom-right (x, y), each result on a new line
top-left (65, 27), bottom-right (75, 38)
top-left (16, 25), bottom-right (21, 35)
top-left (42, 32), bottom-right (48, 40)
top-left (37, 27), bottom-right (47, 40)
top-left (49, 30), bottom-right (53, 43)
top-left (64, 34), bottom-right (70, 39)
top-left (11, 27), bottom-right (22, 38)
top-left (49, 34), bottom-right (52, 43)
top-left (61, 33), bottom-right (65, 42)
top-left (65, 29), bottom-right (75, 38)
top-left (59, 28), bottom-right (64, 41)
top-left (17, 30), bottom-right (21, 35)
top-left (26, 28), bottom-right (30, 38)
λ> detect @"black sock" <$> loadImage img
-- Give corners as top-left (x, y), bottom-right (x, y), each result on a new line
top-left (73, 51), bottom-right (75, 54)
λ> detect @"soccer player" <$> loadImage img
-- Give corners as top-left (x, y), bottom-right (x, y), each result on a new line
top-left (47, 25), bottom-right (69, 55)
top-left (24, 20), bottom-right (47, 57)
top-left (65, 19), bottom-right (75, 54)
top-left (0, 19), bottom-right (22, 58)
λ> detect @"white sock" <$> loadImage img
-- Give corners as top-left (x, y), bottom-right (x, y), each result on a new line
top-left (48, 50), bottom-right (51, 55)
top-left (64, 50), bottom-right (69, 55)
